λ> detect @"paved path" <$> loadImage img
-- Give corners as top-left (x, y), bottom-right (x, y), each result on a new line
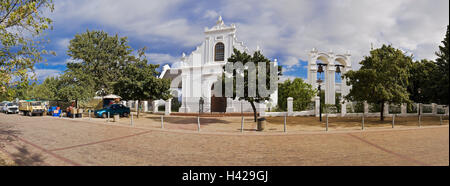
top-left (0, 113), bottom-right (448, 166)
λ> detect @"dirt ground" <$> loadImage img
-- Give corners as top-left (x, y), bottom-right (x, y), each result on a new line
top-left (111, 113), bottom-right (449, 133)
top-left (0, 113), bottom-right (448, 166)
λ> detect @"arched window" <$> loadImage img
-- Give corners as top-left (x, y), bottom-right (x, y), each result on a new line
top-left (214, 42), bottom-right (225, 61)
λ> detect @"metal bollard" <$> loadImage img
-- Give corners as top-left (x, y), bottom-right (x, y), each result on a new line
top-left (440, 115), bottom-right (443, 125)
top-left (418, 115), bottom-right (421, 127)
top-left (392, 114), bottom-right (395, 128)
top-left (131, 113), bottom-right (133, 126)
top-left (197, 116), bottom-right (201, 132)
top-left (284, 112), bottom-right (287, 133)
top-left (362, 114), bottom-right (365, 130)
top-left (107, 112), bottom-right (110, 122)
top-left (73, 112), bottom-right (75, 119)
top-left (161, 115), bottom-right (164, 129)
top-left (241, 116), bottom-right (244, 133)
top-left (89, 110), bottom-right (91, 120)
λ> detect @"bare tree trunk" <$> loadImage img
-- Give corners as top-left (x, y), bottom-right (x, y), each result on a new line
top-left (250, 101), bottom-right (257, 122)
top-left (380, 102), bottom-right (384, 121)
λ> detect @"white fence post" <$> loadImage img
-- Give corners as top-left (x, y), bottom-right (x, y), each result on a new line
top-left (432, 103), bottom-right (437, 115)
top-left (287, 97), bottom-right (293, 116)
top-left (135, 100), bottom-right (139, 112)
top-left (383, 102), bottom-right (389, 117)
top-left (364, 101), bottom-right (369, 115)
top-left (143, 101), bottom-right (148, 112)
top-left (401, 103), bottom-right (407, 116)
top-left (153, 101), bottom-right (158, 113)
top-left (165, 99), bottom-right (172, 116)
top-left (341, 102), bottom-right (347, 117)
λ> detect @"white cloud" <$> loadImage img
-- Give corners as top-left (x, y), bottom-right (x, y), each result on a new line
top-left (49, 0), bottom-right (449, 71)
top-left (279, 75), bottom-right (302, 83)
top-left (220, 0), bottom-right (449, 69)
top-left (33, 69), bottom-right (61, 82)
top-left (203, 10), bottom-right (219, 20)
top-left (57, 38), bottom-right (71, 49)
top-left (48, 58), bottom-right (82, 66)
top-left (146, 53), bottom-right (180, 65)
top-left (52, 0), bottom-right (203, 46)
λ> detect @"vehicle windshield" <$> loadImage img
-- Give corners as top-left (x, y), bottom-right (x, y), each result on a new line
top-left (31, 102), bottom-right (42, 106)
top-left (7, 103), bottom-right (17, 106)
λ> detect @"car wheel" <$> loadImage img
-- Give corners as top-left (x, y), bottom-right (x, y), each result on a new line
top-left (102, 113), bottom-right (107, 119)
top-left (123, 112), bottom-right (129, 118)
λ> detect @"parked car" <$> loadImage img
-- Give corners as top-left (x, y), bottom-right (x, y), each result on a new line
top-left (94, 104), bottom-right (130, 118)
top-left (3, 102), bottom-right (19, 114)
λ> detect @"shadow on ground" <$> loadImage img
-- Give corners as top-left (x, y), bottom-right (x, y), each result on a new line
top-left (0, 125), bottom-right (42, 166)
top-left (0, 125), bottom-right (22, 137)
top-left (10, 145), bottom-right (46, 166)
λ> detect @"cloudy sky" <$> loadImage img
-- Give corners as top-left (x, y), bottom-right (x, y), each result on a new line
top-left (36, 0), bottom-right (449, 82)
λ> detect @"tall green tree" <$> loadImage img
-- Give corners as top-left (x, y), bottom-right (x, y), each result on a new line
top-left (1, 0), bottom-right (54, 98)
top-left (223, 48), bottom-right (282, 122)
top-left (30, 76), bottom-right (59, 101)
top-left (57, 63), bottom-right (96, 104)
top-left (344, 45), bottom-right (413, 121)
top-left (408, 59), bottom-right (438, 104)
top-left (278, 78), bottom-right (316, 111)
top-left (67, 30), bottom-right (134, 94)
top-left (113, 49), bottom-right (171, 118)
top-left (434, 25), bottom-right (449, 105)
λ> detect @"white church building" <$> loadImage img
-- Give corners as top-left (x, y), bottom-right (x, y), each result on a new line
top-left (159, 16), bottom-right (278, 114)
top-left (158, 16), bottom-right (352, 116)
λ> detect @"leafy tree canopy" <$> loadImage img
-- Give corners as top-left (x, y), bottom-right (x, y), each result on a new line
top-left (113, 48), bottom-right (171, 117)
top-left (344, 45), bottom-right (413, 120)
top-left (278, 78), bottom-right (316, 111)
top-left (434, 25), bottom-right (449, 105)
top-left (407, 59), bottom-right (438, 104)
top-left (67, 29), bottom-right (135, 94)
top-left (224, 48), bottom-right (282, 121)
top-left (0, 0), bottom-right (54, 99)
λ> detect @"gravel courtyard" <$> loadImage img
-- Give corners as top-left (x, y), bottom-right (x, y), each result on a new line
top-left (0, 113), bottom-right (448, 166)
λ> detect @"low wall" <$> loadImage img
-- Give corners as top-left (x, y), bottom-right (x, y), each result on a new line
top-left (264, 110), bottom-right (314, 117)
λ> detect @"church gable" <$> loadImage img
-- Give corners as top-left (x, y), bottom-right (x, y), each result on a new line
top-left (181, 16), bottom-right (249, 67)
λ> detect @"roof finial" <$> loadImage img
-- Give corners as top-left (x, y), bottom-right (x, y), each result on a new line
top-left (216, 16), bottom-right (224, 25)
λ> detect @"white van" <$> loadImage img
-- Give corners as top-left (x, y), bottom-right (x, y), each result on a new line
top-left (3, 102), bottom-right (19, 114)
